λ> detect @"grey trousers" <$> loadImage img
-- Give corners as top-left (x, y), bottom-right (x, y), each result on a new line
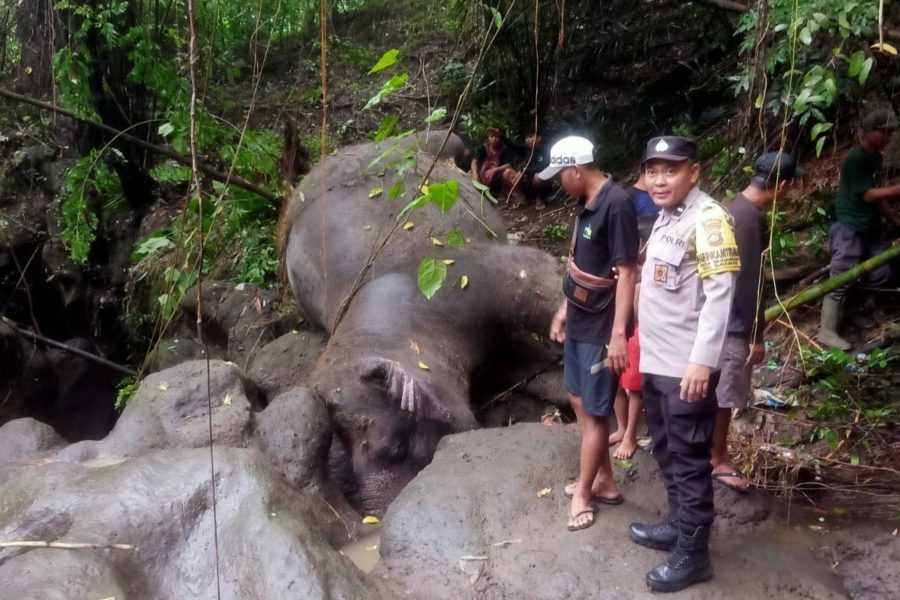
top-left (828, 222), bottom-right (891, 300)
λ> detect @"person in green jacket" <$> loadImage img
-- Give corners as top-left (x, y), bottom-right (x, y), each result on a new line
top-left (818, 109), bottom-right (900, 349)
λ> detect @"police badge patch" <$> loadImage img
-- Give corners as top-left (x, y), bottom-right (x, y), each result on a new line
top-left (653, 263), bottom-right (668, 283)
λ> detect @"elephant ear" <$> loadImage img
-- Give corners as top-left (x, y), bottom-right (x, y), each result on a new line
top-left (360, 358), bottom-right (452, 423)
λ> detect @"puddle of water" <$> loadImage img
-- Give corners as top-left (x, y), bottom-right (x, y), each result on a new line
top-left (339, 529), bottom-right (382, 573)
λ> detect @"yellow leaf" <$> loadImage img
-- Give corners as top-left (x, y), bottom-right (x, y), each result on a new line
top-left (24, 66), bottom-right (32, 75)
top-left (872, 42), bottom-right (899, 55)
top-left (223, 394), bottom-right (232, 406)
top-left (403, 221), bottom-right (415, 231)
top-left (158, 383), bottom-right (169, 391)
top-left (362, 515), bottom-right (380, 525)
top-left (362, 225), bottom-right (372, 231)
top-left (460, 275), bottom-right (469, 289)
top-left (409, 339), bottom-right (421, 355)
top-left (431, 237), bottom-right (444, 247)
top-left (536, 487), bottom-right (552, 498)
top-left (368, 187), bottom-right (383, 198)
top-left (365, 545), bottom-right (379, 551)
top-left (418, 361), bottom-right (430, 371)
top-left (442, 259), bottom-right (455, 266)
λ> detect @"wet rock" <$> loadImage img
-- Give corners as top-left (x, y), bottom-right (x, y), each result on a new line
top-left (177, 281), bottom-right (299, 368)
top-left (0, 418), bottom-right (64, 465)
top-left (376, 423), bottom-right (846, 599)
top-left (57, 360), bottom-right (259, 461)
top-left (247, 329), bottom-right (326, 398)
top-left (256, 386), bottom-right (330, 489)
top-left (148, 336), bottom-right (217, 371)
top-left (0, 448), bottom-right (391, 599)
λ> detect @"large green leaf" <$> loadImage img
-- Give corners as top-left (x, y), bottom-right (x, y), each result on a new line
top-left (427, 180), bottom-right (459, 214)
top-left (417, 258), bottom-right (447, 300)
top-left (369, 49), bottom-right (400, 75)
top-left (447, 226), bottom-right (466, 247)
top-left (374, 115), bottom-right (399, 141)
top-left (364, 73), bottom-right (409, 110)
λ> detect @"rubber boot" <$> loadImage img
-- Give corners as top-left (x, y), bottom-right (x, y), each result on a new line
top-left (816, 294), bottom-right (851, 351)
top-left (646, 525), bottom-right (713, 593)
top-left (629, 518), bottom-right (677, 551)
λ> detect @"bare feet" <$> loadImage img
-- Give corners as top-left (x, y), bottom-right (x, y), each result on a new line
top-left (711, 463), bottom-right (751, 492)
top-left (613, 436), bottom-right (638, 460)
top-left (608, 429), bottom-right (624, 446)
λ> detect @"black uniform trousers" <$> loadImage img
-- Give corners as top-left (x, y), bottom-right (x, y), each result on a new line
top-left (642, 372), bottom-right (719, 533)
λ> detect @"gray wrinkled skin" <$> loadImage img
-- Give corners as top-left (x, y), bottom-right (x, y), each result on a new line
top-left (282, 133), bottom-right (563, 511)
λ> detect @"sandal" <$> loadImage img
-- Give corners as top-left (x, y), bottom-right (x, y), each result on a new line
top-left (564, 482), bottom-right (624, 505)
top-left (567, 508), bottom-right (597, 532)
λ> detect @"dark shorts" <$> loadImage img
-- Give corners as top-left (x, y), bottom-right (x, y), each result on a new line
top-left (564, 338), bottom-right (618, 417)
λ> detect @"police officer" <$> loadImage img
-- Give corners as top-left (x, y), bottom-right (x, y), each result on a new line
top-left (629, 136), bottom-right (739, 593)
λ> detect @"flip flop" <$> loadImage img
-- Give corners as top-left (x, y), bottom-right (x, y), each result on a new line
top-left (567, 508), bottom-right (597, 532)
top-left (564, 482), bottom-right (624, 505)
top-left (594, 494), bottom-right (624, 506)
top-left (712, 470), bottom-right (751, 494)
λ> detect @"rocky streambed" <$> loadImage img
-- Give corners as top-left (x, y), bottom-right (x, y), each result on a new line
top-left (1, 356), bottom-right (896, 599)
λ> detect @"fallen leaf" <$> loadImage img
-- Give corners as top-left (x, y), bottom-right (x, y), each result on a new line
top-left (158, 383), bottom-right (169, 391)
top-left (518, 269), bottom-right (527, 279)
top-left (368, 186), bottom-right (383, 198)
top-left (223, 394), bottom-right (232, 406)
top-left (892, 528), bottom-right (898, 536)
top-left (270, 512), bottom-right (277, 517)
top-left (442, 259), bottom-right (456, 265)
top-left (492, 539), bottom-right (522, 548)
top-left (460, 555), bottom-right (488, 561)
top-left (615, 459), bottom-right (635, 470)
top-left (403, 221), bottom-right (415, 231)
top-left (362, 515), bottom-right (380, 525)
top-left (460, 275), bottom-right (469, 289)
top-left (431, 237), bottom-right (444, 247)
top-left (24, 66), bottom-right (32, 75)
top-left (409, 339), bottom-right (421, 354)
top-left (362, 225), bottom-right (372, 231)
top-left (872, 41), bottom-right (899, 55)
top-left (418, 361), bottom-right (430, 371)
top-left (365, 545), bottom-right (379, 551)
top-left (536, 487), bottom-right (552, 498)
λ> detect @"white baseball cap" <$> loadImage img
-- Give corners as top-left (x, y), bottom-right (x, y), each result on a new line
top-left (537, 136), bottom-right (595, 180)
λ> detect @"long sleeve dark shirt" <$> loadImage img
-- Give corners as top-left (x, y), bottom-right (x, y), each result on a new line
top-left (726, 194), bottom-right (766, 343)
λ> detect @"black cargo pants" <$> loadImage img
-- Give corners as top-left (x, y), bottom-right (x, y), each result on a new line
top-left (642, 372), bottom-right (719, 532)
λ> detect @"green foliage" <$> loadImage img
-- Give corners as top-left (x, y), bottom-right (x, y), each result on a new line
top-left (417, 257), bottom-right (448, 300)
top-left (461, 100), bottom-right (515, 143)
top-left (543, 224), bottom-right (569, 241)
top-left (732, 1), bottom-right (878, 153)
top-left (132, 231), bottom-right (174, 262)
top-left (59, 149), bottom-right (124, 264)
top-left (115, 375), bottom-right (138, 411)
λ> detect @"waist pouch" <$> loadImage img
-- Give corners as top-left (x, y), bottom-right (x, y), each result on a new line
top-left (563, 259), bottom-right (616, 313)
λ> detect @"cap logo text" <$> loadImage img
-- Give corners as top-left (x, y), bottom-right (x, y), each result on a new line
top-left (550, 155), bottom-right (577, 166)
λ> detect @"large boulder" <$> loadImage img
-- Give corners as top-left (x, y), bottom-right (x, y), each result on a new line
top-left (375, 424), bottom-right (852, 599)
top-left (0, 418), bottom-right (65, 465)
top-left (247, 329), bottom-right (326, 399)
top-left (0, 448), bottom-right (392, 599)
top-left (57, 359), bottom-right (258, 462)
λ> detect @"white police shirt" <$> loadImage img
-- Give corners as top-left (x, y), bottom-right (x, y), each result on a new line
top-left (639, 186), bottom-right (739, 378)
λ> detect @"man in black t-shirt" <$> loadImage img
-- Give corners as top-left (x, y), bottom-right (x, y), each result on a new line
top-left (714, 152), bottom-right (800, 493)
top-left (539, 136), bottom-right (640, 532)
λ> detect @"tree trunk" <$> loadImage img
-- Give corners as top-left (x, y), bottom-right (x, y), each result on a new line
top-left (14, 0), bottom-right (62, 97)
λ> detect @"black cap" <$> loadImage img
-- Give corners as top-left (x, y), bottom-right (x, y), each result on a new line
top-left (752, 151), bottom-right (802, 188)
top-left (642, 136), bottom-right (698, 165)
top-left (861, 109), bottom-right (899, 131)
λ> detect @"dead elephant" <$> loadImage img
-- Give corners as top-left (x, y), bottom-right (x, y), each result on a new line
top-left (280, 131), bottom-right (563, 512)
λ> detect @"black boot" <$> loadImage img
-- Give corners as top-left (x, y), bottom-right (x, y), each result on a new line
top-left (646, 525), bottom-right (713, 593)
top-left (629, 519), bottom-right (677, 551)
